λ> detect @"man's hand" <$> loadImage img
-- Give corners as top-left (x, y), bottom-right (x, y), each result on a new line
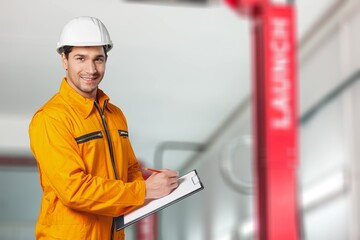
top-left (145, 169), bottom-right (179, 199)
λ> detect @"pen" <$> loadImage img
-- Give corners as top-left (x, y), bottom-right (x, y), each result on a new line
top-left (142, 167), bottom-right (162, 173)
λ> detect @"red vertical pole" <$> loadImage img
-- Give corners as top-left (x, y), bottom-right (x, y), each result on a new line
top-left (135, 214), bottom-right (158, 240)
top-left (224, 1), bottom-right (299, 239)
top-left (252, 4), bottom-right (299, 240)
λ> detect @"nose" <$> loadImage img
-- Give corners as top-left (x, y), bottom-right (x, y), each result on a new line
top-left (86, 61), bottom-right (97, 74)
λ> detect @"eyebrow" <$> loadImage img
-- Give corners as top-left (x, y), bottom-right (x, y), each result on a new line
top-left (73, 54), bottom-right (105, 59)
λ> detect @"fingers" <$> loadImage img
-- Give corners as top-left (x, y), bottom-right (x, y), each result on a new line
top-left (144, 168), bottom-right (180, 199)
top-left (168, 176), bottom-right (178, 188)
top-left (158, 170), bottom-right (179, 188)
top-left (159, 169), bottom-right (179, 188)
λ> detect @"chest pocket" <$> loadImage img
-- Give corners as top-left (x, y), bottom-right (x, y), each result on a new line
top-left (75, 131), bottom-right (103, 144)
top-left (117, 130), bottom-right (130, 168)
top-left (74, 131), bottom-right (106, 175)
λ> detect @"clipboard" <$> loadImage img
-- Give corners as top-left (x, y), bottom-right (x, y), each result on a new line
top-left (115, 169), bottom-right (204, 230)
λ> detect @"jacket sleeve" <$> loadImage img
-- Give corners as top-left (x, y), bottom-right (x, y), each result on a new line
top-left (127, 144), bottom-right (145, 182)
top-left (29, 110), bottom-right (146, 217)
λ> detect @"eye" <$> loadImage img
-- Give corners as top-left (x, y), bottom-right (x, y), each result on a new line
top-left (76, 57), bottom-right (85, 62)
top-left (95, 58), bottom-right (105, 63)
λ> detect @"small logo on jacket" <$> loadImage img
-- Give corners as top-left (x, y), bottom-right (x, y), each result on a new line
top-left (119, 130), bottom-right (128, 138)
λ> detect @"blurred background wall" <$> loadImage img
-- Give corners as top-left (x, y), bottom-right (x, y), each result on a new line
top-left (161, 1), bottom-right (360, 239)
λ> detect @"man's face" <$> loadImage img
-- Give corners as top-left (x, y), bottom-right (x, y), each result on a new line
top-left (61, 46), bottom-right (106, 100)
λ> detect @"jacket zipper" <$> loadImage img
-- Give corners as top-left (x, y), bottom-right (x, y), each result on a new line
top-left (94, 100), bottom-right (119, 240)
top-left (94, 100), bottom-right (119, 179)
top-left (75, 131), bottom-right (103, 144)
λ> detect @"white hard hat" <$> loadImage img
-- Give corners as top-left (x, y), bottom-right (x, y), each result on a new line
top-left (57, 16), bottom-right (113, 54)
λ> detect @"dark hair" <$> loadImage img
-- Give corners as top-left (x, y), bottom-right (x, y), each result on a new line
top-left (59, 45), bottom-right (109, 59)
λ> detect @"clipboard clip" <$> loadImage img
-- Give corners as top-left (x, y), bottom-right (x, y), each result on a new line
top-left (191, 175), bottom-right (200, 185)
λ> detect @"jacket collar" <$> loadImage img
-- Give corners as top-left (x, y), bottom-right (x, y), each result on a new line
top-left (59, 78), bottom-right (111, 119)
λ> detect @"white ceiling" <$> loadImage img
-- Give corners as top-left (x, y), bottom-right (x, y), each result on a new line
top-left (0, 0), bottom-right (338, 169)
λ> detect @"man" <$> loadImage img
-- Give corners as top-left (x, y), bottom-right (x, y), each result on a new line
top-left (29, 16), bottom-right (178, 240)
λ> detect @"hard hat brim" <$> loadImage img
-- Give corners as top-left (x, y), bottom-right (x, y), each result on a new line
top-left (56, 42), bottom-right (113, 54)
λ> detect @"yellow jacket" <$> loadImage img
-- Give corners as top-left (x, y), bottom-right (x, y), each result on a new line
top-left (29, 78), bottom-right (146, 240)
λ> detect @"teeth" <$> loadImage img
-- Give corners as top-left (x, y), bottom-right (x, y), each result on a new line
top-left (82, 77), bottom-right (96, 81)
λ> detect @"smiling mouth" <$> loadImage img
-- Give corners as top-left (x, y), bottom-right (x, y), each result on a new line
top-left (81, 76), bottom-right (98, 81)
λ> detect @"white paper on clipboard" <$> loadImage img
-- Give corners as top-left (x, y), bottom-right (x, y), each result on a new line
top-left (115, 169), bottom-right (204, 230)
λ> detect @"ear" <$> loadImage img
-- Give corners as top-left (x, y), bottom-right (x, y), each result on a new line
top-left (61, 53), bottom-right (68, 70)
